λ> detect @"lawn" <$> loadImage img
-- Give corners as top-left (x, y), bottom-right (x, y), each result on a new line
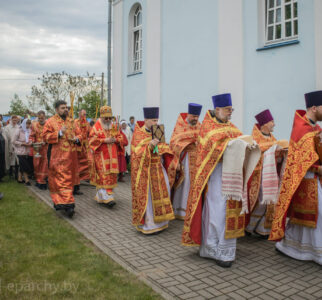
top-left (0, 178), bottom-right (162, 300)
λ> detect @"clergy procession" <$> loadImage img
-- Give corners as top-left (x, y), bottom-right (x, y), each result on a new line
top-left (2, 90), bottom-right (322, 270)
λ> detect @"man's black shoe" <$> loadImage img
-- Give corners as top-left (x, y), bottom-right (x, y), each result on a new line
top-left (73, 190), bottom-right (83, 195)
top-left (254, 230), bottom-right (269, 240)
top-left (65, 208), bottom-right (75, 218)
top-left (106, 201), bottom-right (116, 208)
top-left (215, 260), bottom-right (233, 268)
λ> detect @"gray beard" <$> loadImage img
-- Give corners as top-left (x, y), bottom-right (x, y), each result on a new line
top-left (102, 122), bottom-right (111, 131)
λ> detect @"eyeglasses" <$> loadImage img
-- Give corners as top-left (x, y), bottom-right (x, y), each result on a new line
top-left (104, 117), bottom-right (112, 120)
top-left (223, 107), bottom-right (234, 113)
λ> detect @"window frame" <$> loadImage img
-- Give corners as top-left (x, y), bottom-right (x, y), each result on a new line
top-left (265, 0), bottom-right (298, 46)
top-left (128, 4), bottom-right (143, 75)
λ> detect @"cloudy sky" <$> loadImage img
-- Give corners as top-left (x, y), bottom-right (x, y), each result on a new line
top-left (0, 0), bottom-right (108, 114)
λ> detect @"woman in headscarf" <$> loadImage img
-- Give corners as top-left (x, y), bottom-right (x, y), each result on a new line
top-left (13, 119), bottom-right (33, 185)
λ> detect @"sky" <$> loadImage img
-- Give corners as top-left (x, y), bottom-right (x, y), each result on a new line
top-left (0, 0), bottom-right (108, 114)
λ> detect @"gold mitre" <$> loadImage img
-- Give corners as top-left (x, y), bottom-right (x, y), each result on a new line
top-left (100, 106), bottom-right (112, 118)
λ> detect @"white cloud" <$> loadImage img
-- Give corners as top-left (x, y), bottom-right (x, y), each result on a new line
top-left (0, 0), bottom-right (107, 114)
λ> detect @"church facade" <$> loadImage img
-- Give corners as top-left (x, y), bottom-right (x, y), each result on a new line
top-left (111, 0), bottom-right (322, 139)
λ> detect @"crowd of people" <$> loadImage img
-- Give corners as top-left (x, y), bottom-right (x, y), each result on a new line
top-left (0, 107), bottom-right (135, 213)
top-left (130, 90), bottom-right (322, 269)
top-left (1, 90), bottom-right (322, 269)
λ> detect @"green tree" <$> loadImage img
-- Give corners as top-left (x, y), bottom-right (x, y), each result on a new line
top-left (77, 91), bottom-right (104, 119)
top-left (8, 94), bottom-right (28, 116)
top-left (27, 71), bottom-right (106, 115)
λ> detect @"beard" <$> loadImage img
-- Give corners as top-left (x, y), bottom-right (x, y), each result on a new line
top-left (101, 120), bottom-right (111, 130)
top-left (59, 111), bottom-right (68, 120)
top-left (102, 123), bottom-right (111, 130)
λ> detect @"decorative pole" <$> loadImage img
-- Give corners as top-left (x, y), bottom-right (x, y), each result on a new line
top-left (107, 0), bottom-right (112, 107)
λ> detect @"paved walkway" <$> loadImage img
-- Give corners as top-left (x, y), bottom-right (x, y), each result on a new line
top-left (29, 176), bottom-right (322, 300)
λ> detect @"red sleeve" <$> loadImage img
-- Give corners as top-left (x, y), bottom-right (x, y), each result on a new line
top-left (43, 120), bottom-right (59, 144)
top-left (117, 131), bottom-right (128, 147)
top-left (163, 153), bottom-right (173, 173)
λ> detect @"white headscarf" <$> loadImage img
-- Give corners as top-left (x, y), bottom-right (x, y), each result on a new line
top-left (21, 119), bottom-right (31, 143)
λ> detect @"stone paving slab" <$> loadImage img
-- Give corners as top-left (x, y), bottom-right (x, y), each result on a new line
top-left (28, 176), bottom-right (322, 300)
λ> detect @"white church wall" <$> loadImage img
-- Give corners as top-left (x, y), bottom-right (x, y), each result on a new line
top-left (160, 0), bottom-right (220, 140)
top-left (243, 0), bottom-right (317, 140)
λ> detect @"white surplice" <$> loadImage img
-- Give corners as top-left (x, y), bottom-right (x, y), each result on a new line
top-left (246, 188), bottom-right (271, 236)
top-left (199, 162), bottom-right (237, 262)
top-left (137, 164), bottom-right (170, 234)
top-left (276, 171), bottom-right (322, 265)
top-left (172, 153), bottom-right (190, 219)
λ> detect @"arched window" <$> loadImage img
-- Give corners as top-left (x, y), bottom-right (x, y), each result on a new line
top-left (129, 4), bottom-right (142, 73)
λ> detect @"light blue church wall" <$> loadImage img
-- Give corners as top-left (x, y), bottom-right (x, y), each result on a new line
top-left (160, 0), bottom-right (219, 141)
top-left (243, 0), bottom-right (316, 140)
top-left (122, 0), bottom-right (147, 122)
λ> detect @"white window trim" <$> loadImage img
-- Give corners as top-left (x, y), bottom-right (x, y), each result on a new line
top-left (265, 0), bottom-right (298, 46)
top-left (128, 4), bottom-right (142, 75)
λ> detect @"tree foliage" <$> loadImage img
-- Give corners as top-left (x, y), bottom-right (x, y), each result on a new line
top-left (8, 94), bottom-right (28, 116)
top-left (27, 71), bottom-right (106, 115)
top-left (77, 91), bottom-right (104, 119)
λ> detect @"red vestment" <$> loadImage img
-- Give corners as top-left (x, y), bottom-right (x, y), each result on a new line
top-left (74, 117), bottom-right (90, 181)
top-left (270, 111), bottom-right (321, 241)
top-left (168, 113), bottom-right (201, 189)
top-left (89, 119), bottom-right (127, 190)
top-left (246, 124), bottom-right (277, 228)
top-left (42, 115), bottom-right (82, 209)
top-left (117, 131), bottom-right (128, 173)
top-left (131, 121), bottom-right (174, 227)
top-left (29, 121), bottom-right (48, 184)
top-left (182, 111), bottom-right (242, 246)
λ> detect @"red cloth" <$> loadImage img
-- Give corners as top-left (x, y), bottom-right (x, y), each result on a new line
top-left (75, 117), bottom-right (90, 181)
top-left (118, 154), bottom-right (127, 173)
top-left (117, 130), bottom-right (128, 173)
top-left (29, 121), bottom-right (48, 184)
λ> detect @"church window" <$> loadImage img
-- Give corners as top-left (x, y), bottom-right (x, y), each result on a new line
top-left (129, 4), bottom-right (142, 74)
top-left (265, 0), bottom-right (298, 44)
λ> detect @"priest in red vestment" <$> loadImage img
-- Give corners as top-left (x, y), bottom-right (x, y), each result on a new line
top-left (131, 107), bottom-right (175, 234)
top-left (270, 91), bottom-right (322, 265)
top-left (89, 106), bottom-right (127, 208)
top-left (42, 100), bottom-right (82, 217)
top-left (74, 109), bottom-right (90, 181)
top-left (29, 110), bottom-right (48, 190)
top-left (168, 103), bottom-right (202, 220)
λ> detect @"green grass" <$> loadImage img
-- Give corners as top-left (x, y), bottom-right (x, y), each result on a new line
top-left (0, 178), bottom-right (162, 300)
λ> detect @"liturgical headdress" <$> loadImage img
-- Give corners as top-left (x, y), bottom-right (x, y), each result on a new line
top-left (143, 107), bottom-right (159, 119)
top-left (100, 106), bottom-right (113, 118)
top-left (305, 91), bottom-right (322, 108)
top-left (255, 109), bottom-right (274, 126)
top-left (188, 103), bottom-right (202, 116)
top-left (212, 93), bottom-right (232, 108)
